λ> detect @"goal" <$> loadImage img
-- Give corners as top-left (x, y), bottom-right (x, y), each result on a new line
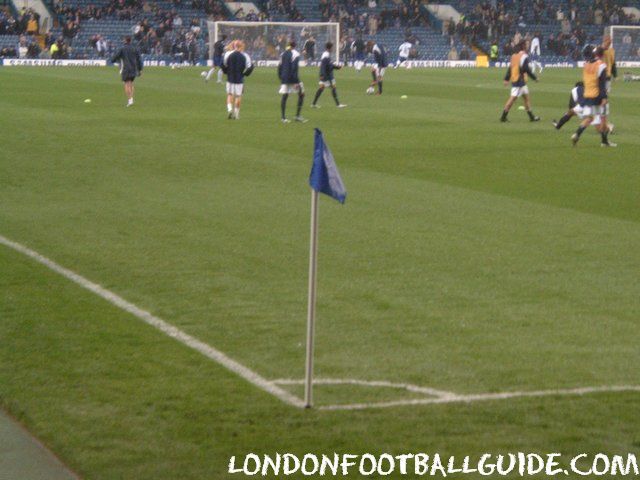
top-left (609, 25), bottom-right (640, 64)
top-left (207, 21), bottom-right (340, 63)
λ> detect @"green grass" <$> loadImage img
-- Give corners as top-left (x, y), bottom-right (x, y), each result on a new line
top-left (1, 65), bottom-right (640, 479)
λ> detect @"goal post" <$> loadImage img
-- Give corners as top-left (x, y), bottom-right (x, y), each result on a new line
top-left (609, 25), bottom-right (640, 63)
top-left (207, 21), bottom-right (340, 63)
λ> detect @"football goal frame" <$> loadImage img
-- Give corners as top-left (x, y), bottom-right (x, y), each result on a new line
top-left (609, 25), bottom-right (640, 65)
top-left (208, 21), bottom-right (341, 62)
top-left (609, 25), bottom-right (640, 38)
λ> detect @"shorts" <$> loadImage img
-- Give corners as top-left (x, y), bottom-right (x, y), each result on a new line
top-left (214, 55), bottom-right (223, 67)
top-left (319, 79), bottom-right (336, 87)
top-left (510, 85), bottom-right (529, 97)
top-left (572, 105), bottom-right (585, 118)
top-left (398, 55), bottom-right (408, 62)
top-left (374, 66), bottom-right (385, 78)
top-left (122, 75), bottom-right (136, 82)
top-left (279, 82), bottom-right (304, 94)
top-left (226, 82), bottom-right (244, 96)
top-left (582, 102), bottom-right (609, 117)
top-left (355, 53), bottom-right (365, 61)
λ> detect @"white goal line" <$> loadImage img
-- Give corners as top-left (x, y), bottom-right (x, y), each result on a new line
top-left (272, 378), bottom-right (457, 399)
top-left (273, 378), bottom-right (640, 411)
top-left (315, 384), bottom-right (640, 411)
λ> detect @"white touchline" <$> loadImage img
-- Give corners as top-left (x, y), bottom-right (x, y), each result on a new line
top-left (2, 233), bottom-right (639, 412)
top-left (0, 234), bottom-right (306, 409)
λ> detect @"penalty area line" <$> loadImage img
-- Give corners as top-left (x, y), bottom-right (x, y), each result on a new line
top-left (0, 234), bottom-right (306, 409)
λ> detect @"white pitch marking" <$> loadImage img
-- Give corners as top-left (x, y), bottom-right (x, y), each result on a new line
top-left (273, 378), bottom-right (457, 399)
top-left (3, 235), bottom-right (638, 413)
top-left (0, 234), bottom-right (306, 409)
top-left (318, 385), bottom-right (640, 411)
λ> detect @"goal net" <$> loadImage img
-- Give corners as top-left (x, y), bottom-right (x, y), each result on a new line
top-left (208, 21), bottom-right (340, 63)
top-left (609, 26), bottom-right (640, 63)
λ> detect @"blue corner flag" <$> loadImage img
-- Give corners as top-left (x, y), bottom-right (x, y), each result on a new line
top-left (309, 129), bottom-right (347, 204)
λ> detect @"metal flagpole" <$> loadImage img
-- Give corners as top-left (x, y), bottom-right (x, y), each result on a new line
top-left (304, 189), bottom-right (319, 408)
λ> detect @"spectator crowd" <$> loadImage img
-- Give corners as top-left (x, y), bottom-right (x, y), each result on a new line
top-left (0, 7), bottom-right (41, 35)
top-left (439, 0), bottom-right (638, 61)
top-left (2, 0), bottom-right (640, 61)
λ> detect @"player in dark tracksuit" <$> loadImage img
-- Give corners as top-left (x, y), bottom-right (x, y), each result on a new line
top-left (111, 36), bottom-right (143, 107)
top-left (311, 42), bottom-right (346, 108)
top-left (351, 37), bottom-right (366, 71)
top-left (553, 82), bottom-right (584, 130)
top-left (278, 40), bottom-right (306, 123)
top-left (205, 34), bottom-right (227, 83)
top-left (368, 42), bottom-right (387, 95)
top-left (221, 40), bottom-right (254, 119)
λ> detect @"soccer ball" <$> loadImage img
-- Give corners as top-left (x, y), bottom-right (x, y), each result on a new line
top-left (366, 87), bottom-right (375, 95)
top-left (200, 71), bottom-right (207, 77)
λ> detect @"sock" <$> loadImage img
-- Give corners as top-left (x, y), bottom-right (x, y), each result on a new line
top-left (234, 107), bottom-right (239, 119)
top-left (227, 102), bottom-right (232, 113)
top-left (217, 69), bottom-right (222, 82)
top-left (378, 81), bottom-right (383, 94)
top-left (281, 94), bottom-right (288, 119)
top-left (556, 113), bottom-right (571, 129)
top-left (601, 130), bottom-right (609, 144)
top-left (527, 110), bottom-right (535, 120)
top-left (575, 125), bottom-right (586, 138)
top-left (205, 67), bottom-right (214, 80)
top-left (501, 110), bottom-right (508, 120)
top-left (296, 93), bottom-right (304, 117)
top-left (331, 87), bottom-right (340, 105)
top-left (371, 71), bottom-right (376, 82)
top-left (312, 88), bottom-right (323, 105)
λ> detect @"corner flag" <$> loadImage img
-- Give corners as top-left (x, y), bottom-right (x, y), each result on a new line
top-left (309, 129), bottom-right (347, 204)
top-left (304, 129), bottom-right (346, 409)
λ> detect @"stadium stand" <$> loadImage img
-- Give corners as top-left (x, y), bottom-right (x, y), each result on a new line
top-left (0, 0), bottom-right (638, 61)
top-left (445, 0), bottom-right (639, 61)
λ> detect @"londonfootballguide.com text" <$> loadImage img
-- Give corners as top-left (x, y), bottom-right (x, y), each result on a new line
top-left (228, 452), bottom-right (639, 477)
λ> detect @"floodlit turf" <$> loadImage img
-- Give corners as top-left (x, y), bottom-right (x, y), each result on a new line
top-left (1, 65), bottom-right (640, 479)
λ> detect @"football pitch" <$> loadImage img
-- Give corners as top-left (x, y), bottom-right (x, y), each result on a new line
top-left (1, 65), bottom-right (640, 478)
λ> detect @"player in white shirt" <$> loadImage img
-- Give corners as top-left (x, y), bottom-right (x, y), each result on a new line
top-left (529, 34), bottom-right (543, 74)
top-left (395, 41), bottom-right (412, 68)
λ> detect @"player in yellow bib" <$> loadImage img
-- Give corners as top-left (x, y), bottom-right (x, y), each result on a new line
top-left (500, 41), bottom-right (540, 123)
top-left (602, 35), bottom-right (617, 93)
top-left (571, 46), bottom-right (616, 147)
